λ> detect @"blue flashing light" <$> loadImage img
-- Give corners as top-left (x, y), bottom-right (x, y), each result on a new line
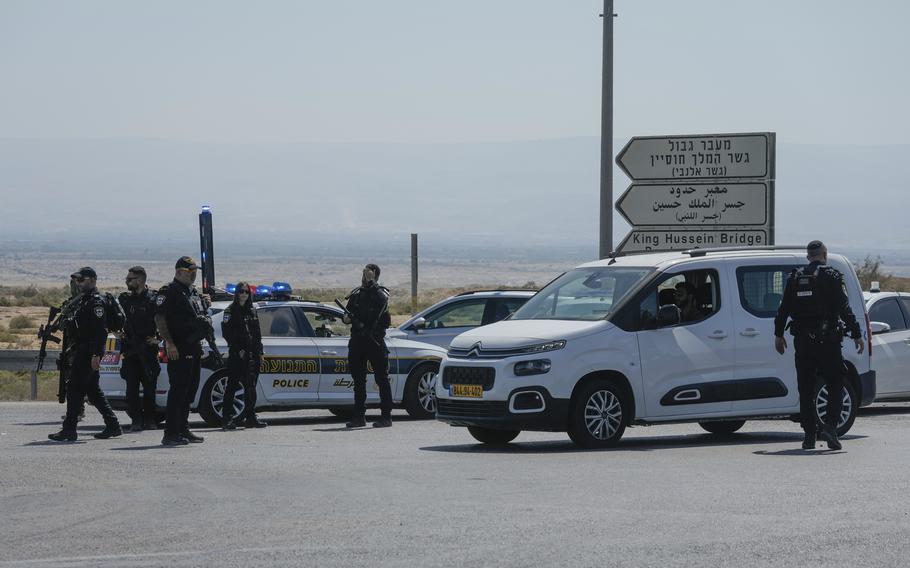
top-left (201, 205), bottom-right (212, 213)
top-left (225, 283), bottom-right (237, 294)
top-left (271, 282), bottom-right (292, 294)
top-left (256, 285), bottom-right (272, 296)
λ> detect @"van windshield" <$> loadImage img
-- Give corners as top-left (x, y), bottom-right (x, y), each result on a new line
top-left (511, 267), bottom-right (652, 321)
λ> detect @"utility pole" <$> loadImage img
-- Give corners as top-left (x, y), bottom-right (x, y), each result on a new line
top-left (599, 0), bottom-right (615, 258)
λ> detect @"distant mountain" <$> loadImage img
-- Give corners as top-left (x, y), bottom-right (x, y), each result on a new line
top-left (0, 136), bottom-right (907, 253)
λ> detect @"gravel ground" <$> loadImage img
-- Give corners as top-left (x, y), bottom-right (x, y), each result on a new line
top-left (1, 402), bottom-right (910, 567)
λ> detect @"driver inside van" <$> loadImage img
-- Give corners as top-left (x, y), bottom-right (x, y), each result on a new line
top-left (674, 282), bottom-right (703, 322)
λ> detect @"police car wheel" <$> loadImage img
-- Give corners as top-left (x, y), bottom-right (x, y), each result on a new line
top-left (698, 420), bottom-right (746, 435)
top-left (815, 380), bottom-right (857, 437)
top-left (467, 426), bottom-right (519, 445)
top-left (198, 372), bottom-right (245, 427)
top-left (404, 362), bottom-right (439, 419)
top-left (568, 380), bottom-right (628, 449)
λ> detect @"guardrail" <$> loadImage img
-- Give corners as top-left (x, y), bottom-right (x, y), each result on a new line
top-left (0, 350), bottom-right (60, 400)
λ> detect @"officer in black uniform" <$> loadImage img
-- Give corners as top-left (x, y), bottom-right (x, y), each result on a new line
top-left (775, 241), bottom-right (864, 450)
top-left (118, 266), bottom-right (161, 432)
top-left (155, 257), bottom-right (208, 446)
top-left (220, 281), bottom-right (266, 430)
top-left (343, 263), bottom-right (393, 428)
top-left (49, 267), bottom-right (122, 441)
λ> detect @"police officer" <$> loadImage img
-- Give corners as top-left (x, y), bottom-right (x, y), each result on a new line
top-left (118, 266), bottom-right (161, 432)
top-left (49, 267), bottom-right (122, 441)
top-left (775, 241), bottom-right (864, 450)
top-left (154, 257), bottom-right (208, 446)
top-left (343, 263), bottom-right (393, 428)
top-left (220, 282), bottom-right (266, 430)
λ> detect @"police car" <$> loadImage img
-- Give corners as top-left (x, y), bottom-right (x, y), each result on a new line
top-left (100, 286), bottom-right (445, 425)
top-left (388, 290), bottom-right (536, 348)
top-left (864, 285), bottom-right (910, 400)
top-left (436, 247), bottom-right (876, 448)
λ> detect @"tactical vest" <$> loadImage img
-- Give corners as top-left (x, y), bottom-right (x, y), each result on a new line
top-left (792, 267), bottom-right (824, 319)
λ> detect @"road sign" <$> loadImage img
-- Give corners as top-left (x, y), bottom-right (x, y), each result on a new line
top-left (615, 182), bottom-right (768, 227)
top-left (616, 228), bottom-right (769, 254)
top-left (615, 133), bottom-right (771, 181)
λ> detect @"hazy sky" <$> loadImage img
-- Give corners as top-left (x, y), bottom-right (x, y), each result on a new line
top-left (2, 0), bottom-right (908, 145)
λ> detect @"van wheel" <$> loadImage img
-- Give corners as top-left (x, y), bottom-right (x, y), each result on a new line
top-left (698, 420), bottom-right (746, 435)
top-left (467, 426), bottom-right (519, 445)
top-left (568, 380), bottom-right (628, 448)
top-left (816, 381), bottom-right (857, 437)
top-left (404, 362), bottom-right (439, 419)
top-left (198, 372), bottom-right (244, 427)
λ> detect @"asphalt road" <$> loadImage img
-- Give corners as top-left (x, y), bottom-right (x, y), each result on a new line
top-left (2, 402), bottom-right (910, 568)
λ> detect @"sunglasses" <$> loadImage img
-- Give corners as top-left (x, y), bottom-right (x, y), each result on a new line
top-left (177, 267), bottom-right (198, 273)
top-left (74, 277), bottom-right (87, 282)
top-left (125, 276), bottom-right (142, 282)
top-left (236, 289), bottom-right (250, 295)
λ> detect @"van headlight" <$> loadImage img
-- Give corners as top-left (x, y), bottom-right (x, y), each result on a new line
top-left (514, 359), bottom-right (552, 376)
top-left (520, 340), bottom-right (566, 354)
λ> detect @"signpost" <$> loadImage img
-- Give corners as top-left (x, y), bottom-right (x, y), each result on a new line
top-left (614, 132), bottom-right (775, 254)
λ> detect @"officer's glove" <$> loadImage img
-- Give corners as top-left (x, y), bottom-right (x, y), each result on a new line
top-left (238, 349), bottom-right (246, 358)
top-left (853, 336), bottom-right (865, 354)
top-left (774, 336), bottom-right (787, 355)
top-left (146, 337), bottom-right (160, 348)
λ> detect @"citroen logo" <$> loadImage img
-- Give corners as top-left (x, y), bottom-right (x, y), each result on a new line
top-left (466, 342), bottom-right (482, 359)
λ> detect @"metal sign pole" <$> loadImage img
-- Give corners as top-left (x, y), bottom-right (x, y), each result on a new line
top-left (410, 233), bottom-right (418, 312)
top-left (599, 0), bottom-right (615, 258)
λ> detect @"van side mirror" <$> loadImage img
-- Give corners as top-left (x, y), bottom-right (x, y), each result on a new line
top-left (870, 321), bottom-right (891, 335)
top-left (411, 317), bottom-right (427, 333)
top-left (657, 304), bottom-right (681, 327)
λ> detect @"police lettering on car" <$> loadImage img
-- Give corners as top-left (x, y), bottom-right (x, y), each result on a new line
top-left (775, 240), bottom-right (865, 451)
top-left (49, 267), bottom-right (123, 442)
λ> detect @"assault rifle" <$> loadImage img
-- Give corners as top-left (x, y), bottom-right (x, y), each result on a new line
top-left (37, 295), bottom-right (79, 403)
top-left (197, 315), bottom-right (224, 369)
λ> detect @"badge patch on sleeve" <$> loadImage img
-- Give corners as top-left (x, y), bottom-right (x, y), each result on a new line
top-left (94, 305), bottom-right (105, 318)
top-left (156, 296), bottom-right (166, 306)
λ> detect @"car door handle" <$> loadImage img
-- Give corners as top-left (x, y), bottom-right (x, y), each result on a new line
top-left (707, 331), bottom-right (728, 339)
top-left (321, 350), bottom-right (338, 355)
top-left (739, 329), bottom-right (761, 337)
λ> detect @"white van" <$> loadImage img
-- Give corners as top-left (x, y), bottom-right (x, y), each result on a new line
top-left (435, 247), bottom-right (875, 448)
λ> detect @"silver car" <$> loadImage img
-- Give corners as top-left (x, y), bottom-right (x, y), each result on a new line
top-left (388, 290), bottom-right (536, 349)
top-left (865, 290), bottom-right (910, 400)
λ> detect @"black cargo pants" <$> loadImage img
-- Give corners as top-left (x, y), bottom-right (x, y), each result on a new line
top-left (794, 334), bottom-right (844, 435)
top-left (349, 335), bottom-right (392, 419)
top-left (62, 350), bottom-right (119, 433)
top-left (164, 354), bottom-right (201, 439)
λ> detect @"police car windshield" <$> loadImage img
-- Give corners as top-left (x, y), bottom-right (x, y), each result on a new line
top-left (511, 267), bottom-right (652, 321)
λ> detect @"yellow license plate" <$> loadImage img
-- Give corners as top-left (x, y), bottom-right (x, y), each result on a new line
top-left (452, 384), bottom-right (483, 398)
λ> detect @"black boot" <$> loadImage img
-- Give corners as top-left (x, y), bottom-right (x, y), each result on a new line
top-left (143, 418), bottom-right (158, 430)
top-left (801, 431), bottom-right (816, 450)
top-left (48, 430), bottom-right (77, 442)
top-left (130, 418), bottom-right (144, 432)
top-left (372, 417), bottom-right (393, 428)
top-left (161, 436), bottom-right (189, 446)
top-left (244, 416), bottom-right (268, 429)
top-left (94, 424), bottom-right (123, 439)
top-left (181, 430), bottom-right (204, 443)
top-left (346, 417), bottom-right (367, 428)
top-left (819, 426), bottom-right (842, 450)
top-left (222, 419), bottom-right (238, 431)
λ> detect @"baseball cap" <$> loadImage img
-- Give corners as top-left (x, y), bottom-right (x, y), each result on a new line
top-left (70, 267), bottom-right (97, 279)
top-left (175, 256), bottom-right (199, 270)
